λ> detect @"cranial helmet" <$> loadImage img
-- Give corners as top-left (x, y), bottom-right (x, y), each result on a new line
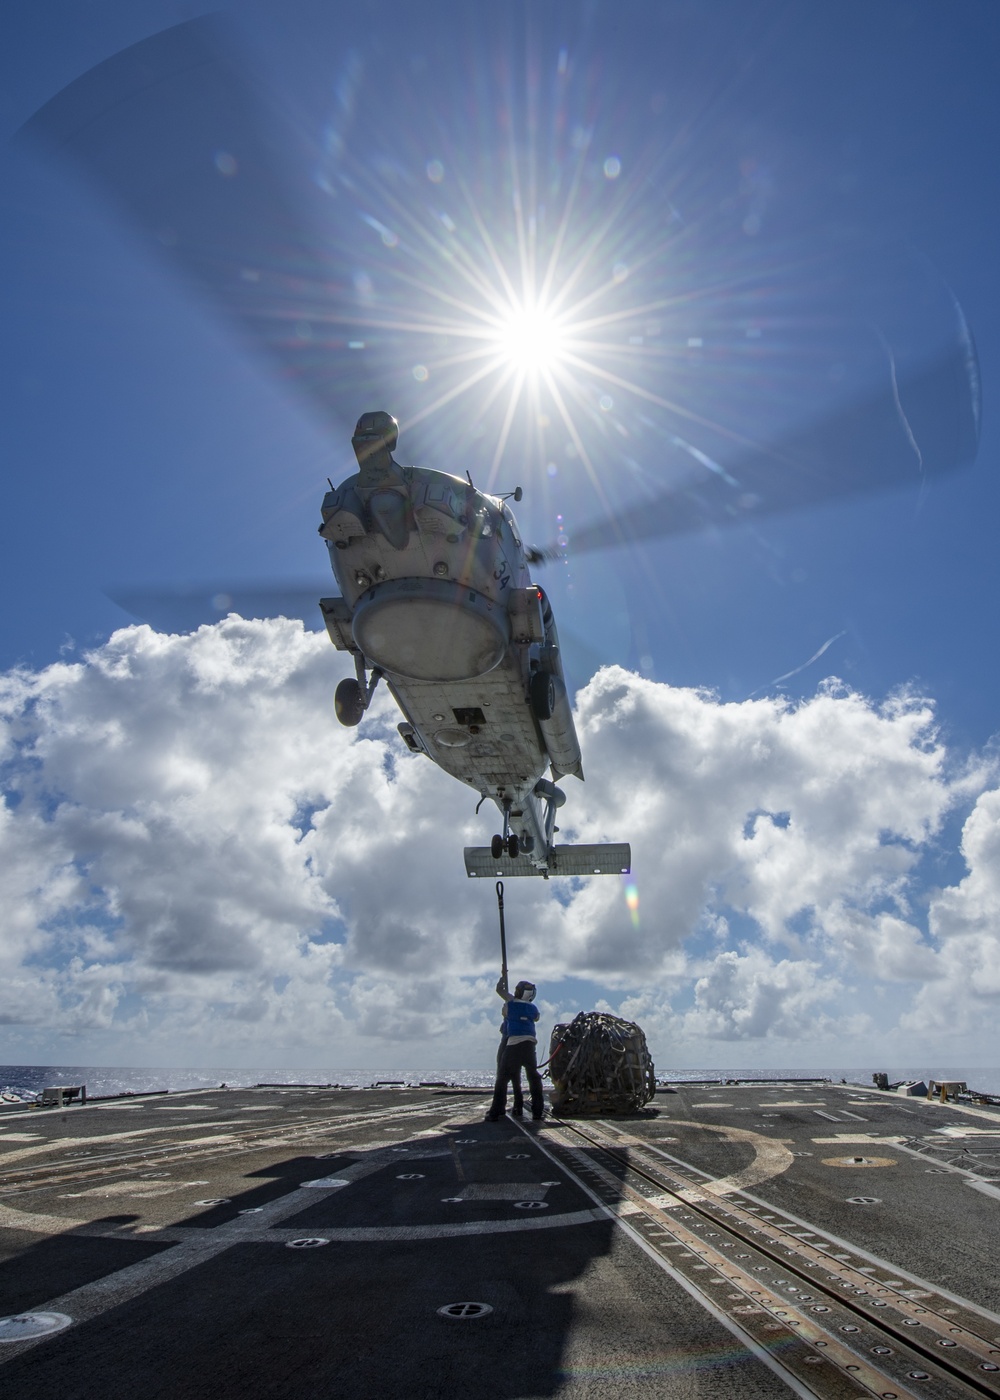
top-left (514, 981), bottom-right (536, 1000)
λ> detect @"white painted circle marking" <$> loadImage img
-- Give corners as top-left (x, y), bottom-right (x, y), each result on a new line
top-left (0, 1312), bottom-right (73, 1343)
top-left (286, 1237), bottom-right (329, 1249)
top-left (437, 1302), bottom-right (493, 1320)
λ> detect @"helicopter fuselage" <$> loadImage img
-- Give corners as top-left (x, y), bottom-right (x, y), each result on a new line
top-left (315, 413), bottom-right (627, 877)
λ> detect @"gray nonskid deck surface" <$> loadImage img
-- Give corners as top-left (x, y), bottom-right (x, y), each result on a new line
top-left (0, 1082), bottom-right (998, 1397)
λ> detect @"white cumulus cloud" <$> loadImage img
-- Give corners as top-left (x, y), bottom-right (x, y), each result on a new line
top-left (0, 622), bottom-right (997, 1068)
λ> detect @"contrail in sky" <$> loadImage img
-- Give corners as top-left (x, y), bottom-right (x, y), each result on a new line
top-left (748, 630), bottom-right (847, 699)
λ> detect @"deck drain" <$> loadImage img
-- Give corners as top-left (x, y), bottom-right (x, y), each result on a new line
top-left (0, 1312), bottom-right (72, 1343)
top-left (396, 1173), bottom-right (424, 1180)
top-left (286, 1237), bottom-right (330, 1249)
top-left (846, 1197), bottom-right (881, 1205)
top-left (906, 1372), bottom-right (930, 1381)
top-left (194, 1198), bottom-right (230, 1206)
top-left (437, 1302), bottom-right (493, 1320)
top-left (506, 1154), bottom-right (529, 1160)
top-left (238, 1207), bottom-right (263, 1215)
top-left (515, 1200), bottom-right (548, 1210)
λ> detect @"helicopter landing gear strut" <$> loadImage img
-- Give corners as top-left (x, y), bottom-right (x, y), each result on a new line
top-left (490, 798), bottom-right (520, 861)
top-left (334, 657), bottom-right (383, 727)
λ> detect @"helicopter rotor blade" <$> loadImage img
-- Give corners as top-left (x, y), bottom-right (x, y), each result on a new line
top-left (526, 317), bottom-right (980, 565)
top-left (106, 582), bottom-right (330, 634)
top-left (18, 18), bottom-right (369, 431)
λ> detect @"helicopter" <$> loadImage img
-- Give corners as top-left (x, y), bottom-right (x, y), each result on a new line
top-left (321, 409), bottom-right (630, 879)
top-left (16, 17), bottom-right (983, 885)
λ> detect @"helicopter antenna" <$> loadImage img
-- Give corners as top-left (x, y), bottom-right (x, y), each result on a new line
top-left (466, 469), bottom-right (475, 487)
top-left (327, 477), bottom-right (334, 490)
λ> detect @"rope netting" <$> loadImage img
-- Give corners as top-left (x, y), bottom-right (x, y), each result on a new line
top-left (546, 1011), bottom-right (656, 1116)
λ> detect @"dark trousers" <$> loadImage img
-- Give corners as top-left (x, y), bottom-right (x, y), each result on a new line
top-left (489, 1041), bottom-right (543, 1118)
top-left (496, 1038), bottom-right (523, 1112)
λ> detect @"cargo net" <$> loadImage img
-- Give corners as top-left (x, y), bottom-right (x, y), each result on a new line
top-left (547, 1011), bottom-right (656, 1116)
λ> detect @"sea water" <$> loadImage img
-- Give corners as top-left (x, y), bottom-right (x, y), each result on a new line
top-left (3, 1063), bottom-right (999, 1104)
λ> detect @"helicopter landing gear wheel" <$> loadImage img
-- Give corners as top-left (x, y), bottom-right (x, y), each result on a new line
top-left (506, 833), bottom-right (520, 859)
top-left (530, 669), bottom-right (556, 721)
top-left (491, 834), bottom-right (504, 860)
top-left (334, 677), bottom-right (365, 727)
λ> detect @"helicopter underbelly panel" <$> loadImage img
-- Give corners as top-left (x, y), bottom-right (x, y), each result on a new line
top-left (386, 653), bottom-right (548, 798)
top-left (352, 578), bottom-right (510, 682)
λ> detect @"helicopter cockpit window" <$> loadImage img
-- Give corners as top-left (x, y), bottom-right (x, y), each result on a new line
top-left (474, 507), bottom-right (499, 538)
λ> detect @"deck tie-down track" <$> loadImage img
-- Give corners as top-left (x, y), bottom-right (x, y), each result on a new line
top-left (531, 1115), bottom-right (1000, 1400)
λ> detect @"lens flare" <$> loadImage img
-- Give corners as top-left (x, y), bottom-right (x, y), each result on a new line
top-left (624, 881), bottom-right (640, 929)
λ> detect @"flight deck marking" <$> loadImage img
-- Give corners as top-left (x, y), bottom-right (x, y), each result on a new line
top-left (604, 1119), bottom-right (795, 1194)
top-left (0, 1203), bottom-right (87, 1234)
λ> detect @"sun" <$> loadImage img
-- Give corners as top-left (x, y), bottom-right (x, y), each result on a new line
top-left (494, 301), bottom-right (566, 376)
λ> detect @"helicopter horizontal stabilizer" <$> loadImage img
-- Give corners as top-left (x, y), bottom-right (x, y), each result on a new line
top-left (464, 844), bottom-right (631, 879)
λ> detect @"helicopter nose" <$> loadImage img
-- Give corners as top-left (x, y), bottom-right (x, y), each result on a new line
top-left (352, 410), bottom-right (398, 458)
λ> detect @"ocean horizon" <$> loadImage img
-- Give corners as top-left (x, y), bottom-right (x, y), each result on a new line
top-left (4, 1062), bottom-right (1000, 1104)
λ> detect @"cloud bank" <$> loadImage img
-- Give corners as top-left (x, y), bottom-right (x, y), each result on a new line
top-left (1, 619), bottom-right (997, 1068)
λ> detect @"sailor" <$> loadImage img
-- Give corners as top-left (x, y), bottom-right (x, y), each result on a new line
top-left (498, 1005), bottom-right (525, 1117)
top-left (485, 978), bottom-right (544, 1121)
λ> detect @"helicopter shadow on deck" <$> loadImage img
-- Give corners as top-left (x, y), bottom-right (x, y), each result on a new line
top-left (0, 1121), bottom-right (636, 1400)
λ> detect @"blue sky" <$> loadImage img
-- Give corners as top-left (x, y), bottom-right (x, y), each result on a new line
top-left (1, 1), bottom-right (998, 1071)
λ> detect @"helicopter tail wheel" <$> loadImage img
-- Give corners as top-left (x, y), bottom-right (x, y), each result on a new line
top-left (529, 670), bottom-right (556, 721)
top-left (491, 834), bottom-right (504, 860)
top-left (334, 677), bottom-right (365, 727)
top-left (506, 833), bottom-right (520, 859)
